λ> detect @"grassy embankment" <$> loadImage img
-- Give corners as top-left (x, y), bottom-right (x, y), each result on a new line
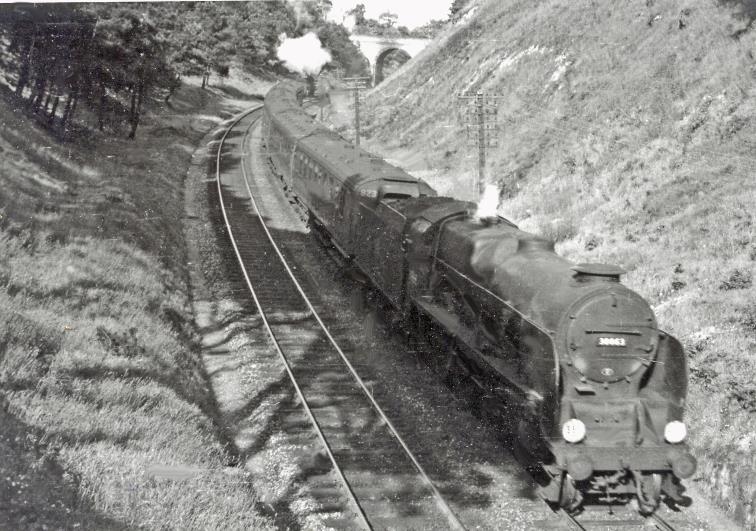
top-left (356, 0), bottom-right (756, 527)
top-left (0, 74), bottom-right (275, 528)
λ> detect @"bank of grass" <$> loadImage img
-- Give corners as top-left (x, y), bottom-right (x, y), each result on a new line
top-left (0, 79), bottom-right (273, 528)
top-left (359, 0), bottom-right (756, 527)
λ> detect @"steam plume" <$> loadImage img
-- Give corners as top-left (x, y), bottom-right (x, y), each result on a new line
top-left (475, 184), bottom-right (501, 219)
top-left (277, 33), bottom-right (332, 76)
top-left (342, 14), bottom-right (357, 33)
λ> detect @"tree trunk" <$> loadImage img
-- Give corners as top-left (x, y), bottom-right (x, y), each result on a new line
top-left (98, 81), bottom-right (106, 131)
top-left (42, 92), bottom-right (52, 114)
top-left (31, 77), bottom-right (46, 111)
top-left (68, 94), bottom-right (79, 127)
top-left (164, 82), bottom-right (177, 103)
top-left (61, 93), bottom-right (73, 128)
top-left (15, 34), bottom-right (34, 97)
top-left (128, 82), bottom-right (144, 140)
top-left (127, 85), bottom-right (137, 139)
top-left (48, 96), bottom-right (60, 124)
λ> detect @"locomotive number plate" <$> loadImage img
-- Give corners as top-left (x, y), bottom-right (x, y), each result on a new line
top-left (597, 337), bottom-right (627, 347)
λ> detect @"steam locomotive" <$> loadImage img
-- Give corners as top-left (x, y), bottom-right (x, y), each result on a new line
top-left (262, 81), bottom-right (696, 513)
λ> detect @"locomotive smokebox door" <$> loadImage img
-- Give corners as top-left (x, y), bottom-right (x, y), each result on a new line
top-left (567, 264), bottom-right (658, 384)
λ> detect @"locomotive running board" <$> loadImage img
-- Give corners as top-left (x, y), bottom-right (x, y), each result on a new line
top-left (413, 297), bottom-right (538, 402)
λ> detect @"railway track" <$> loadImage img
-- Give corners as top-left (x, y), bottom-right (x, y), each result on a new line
top-left (559, 508), bottom-right (678, 530)
top-left (215, 108), bottom-right (464, 530)
top-left (210, 105), bottom-right (710, 530)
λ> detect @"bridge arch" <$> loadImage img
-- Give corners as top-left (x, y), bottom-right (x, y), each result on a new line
top-left (349, 35), bottom-right (430, 86)
top-left (374, 47), bottom-right (412, 85)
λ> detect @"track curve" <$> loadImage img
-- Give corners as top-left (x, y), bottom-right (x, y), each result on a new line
top-left (215, 107), bottom-right (464, 530)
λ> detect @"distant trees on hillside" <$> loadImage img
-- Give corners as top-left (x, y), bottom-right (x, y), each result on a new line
top-left (1, 2), bottom-right (369, 139)
top-left (317, 22), bottom-right (370, 78)
top-left (4, 4), bottom-right (175, 139)
top-left (449, 0), bottom-right (473, 20)
top-left (347, 4), bottom-right (446, 39)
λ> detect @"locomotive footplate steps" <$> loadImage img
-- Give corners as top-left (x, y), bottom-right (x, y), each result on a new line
top-left (216, 109), bottom-right (464, 529)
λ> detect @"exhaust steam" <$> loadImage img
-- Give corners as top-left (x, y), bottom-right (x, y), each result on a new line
top-left (475, 184), bottom-right (501, 220)
top-left (277, 32), bottom-right (332, 76)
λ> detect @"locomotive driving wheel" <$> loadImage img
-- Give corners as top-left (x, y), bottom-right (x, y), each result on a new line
top-left (559, 473), bottom-right (583, 512)
top-left (635, 471), bottom-right (662, 514)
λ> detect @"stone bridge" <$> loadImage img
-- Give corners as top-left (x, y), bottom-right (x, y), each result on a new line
top-left (349, 35), bottom-right (430, 85)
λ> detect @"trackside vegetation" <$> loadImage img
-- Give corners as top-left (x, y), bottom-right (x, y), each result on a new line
top-left (0, 75), bottom-right (277, 527)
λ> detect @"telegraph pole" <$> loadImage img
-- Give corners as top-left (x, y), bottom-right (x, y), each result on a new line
top-left (457, 91), bottom-right (504, 199)
top-left (476, 91), bottom-right (486, 198)
top-left (344, 76), bottom-right (370, 147)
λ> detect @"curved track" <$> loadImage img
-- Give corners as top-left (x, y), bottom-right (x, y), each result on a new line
top-left (215, 108), bottom-right (464, 530)
top-left (212, 105), bottom-right (705, 531)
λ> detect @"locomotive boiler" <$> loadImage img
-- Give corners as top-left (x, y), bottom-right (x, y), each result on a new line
top-left (262, 81), bottom-right (696, 513)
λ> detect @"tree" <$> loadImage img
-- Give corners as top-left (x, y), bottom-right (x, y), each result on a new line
top-left (449, 0), bottom-right (471, 20)
top-left (317, 22), bottom-right (370, 78)
top-left (347, 3), bottom-right (366, 25)
top-left (410, 19), bottom-right (446, 39)
top-left (378, 11), bottom-right (398, 29)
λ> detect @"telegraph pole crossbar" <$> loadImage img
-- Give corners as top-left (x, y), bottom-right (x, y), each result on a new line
top-left (344, 76), bottom-right (370, 148)
top-left (457, 91), bottom-right (505, 199)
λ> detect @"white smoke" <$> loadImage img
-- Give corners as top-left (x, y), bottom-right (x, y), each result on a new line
top-left (342, 14), bottom-right (357, 33)
top-left (277, 33), bottom-right (332, 76)
top-left (475, 184), bottom-right (501, 219)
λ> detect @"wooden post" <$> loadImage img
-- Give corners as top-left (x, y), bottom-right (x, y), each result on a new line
top-left (475, 91), bottom-right (485, 199)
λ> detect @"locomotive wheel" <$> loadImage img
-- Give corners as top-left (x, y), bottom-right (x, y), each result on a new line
top-left (559, 473), bottom-right (583, 512)
top-left (636, 472), bottom-right (662, 514)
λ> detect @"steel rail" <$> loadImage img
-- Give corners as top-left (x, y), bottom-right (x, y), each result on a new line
top-left (557, 507), bottom-right (678, 530)
top-left (560, 509), bottom-right (587, 530)
top-left (239, 109), bottom-right (466, 531)
top-left (215, 106), bottom-right (372, 530)
top-left (649, 513), bottom-right (677, 531)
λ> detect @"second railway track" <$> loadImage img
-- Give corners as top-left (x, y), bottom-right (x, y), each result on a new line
top-left (215, 108), bottom-right (463, 530)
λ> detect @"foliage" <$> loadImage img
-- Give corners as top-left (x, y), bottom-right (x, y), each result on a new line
top-left (317, 21), bottom-right (369, 77)
top-left (410, 19), bottom-right (447, 39)
top-left (1, 2), bottom-right (299, 138)
top-left (350, 7), bottom-right (445, 39)
top-left (449, 0), bottom-right (473, 20)
top-left (3, 4), bottom-right (176, 138)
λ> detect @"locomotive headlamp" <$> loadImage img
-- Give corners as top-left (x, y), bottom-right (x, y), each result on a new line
top-left (562, 419), bottom-right (586, 443)
top-left (664, 421), bottom-right (687, 444)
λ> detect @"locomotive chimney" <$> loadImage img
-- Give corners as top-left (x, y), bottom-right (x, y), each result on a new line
top-left (571, 263), bottom-right (626, 282)
top-left (517, 237), bottom-right (555, 253)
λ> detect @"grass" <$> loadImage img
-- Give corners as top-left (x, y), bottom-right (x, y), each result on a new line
top-left (0, 74), bottom-right (274, 529)
top-left (356, 0), bottom-right (756, 527)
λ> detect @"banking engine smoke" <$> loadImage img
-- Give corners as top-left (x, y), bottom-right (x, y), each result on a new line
top-left (277, 32), bottom-right (332, 76)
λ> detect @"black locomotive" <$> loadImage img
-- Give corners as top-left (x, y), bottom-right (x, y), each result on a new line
top-left (262, 81), bottom-right (696, 513)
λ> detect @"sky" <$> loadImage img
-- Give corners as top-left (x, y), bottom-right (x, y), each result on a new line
top-left (326, 0), bottom-right (454, 29)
